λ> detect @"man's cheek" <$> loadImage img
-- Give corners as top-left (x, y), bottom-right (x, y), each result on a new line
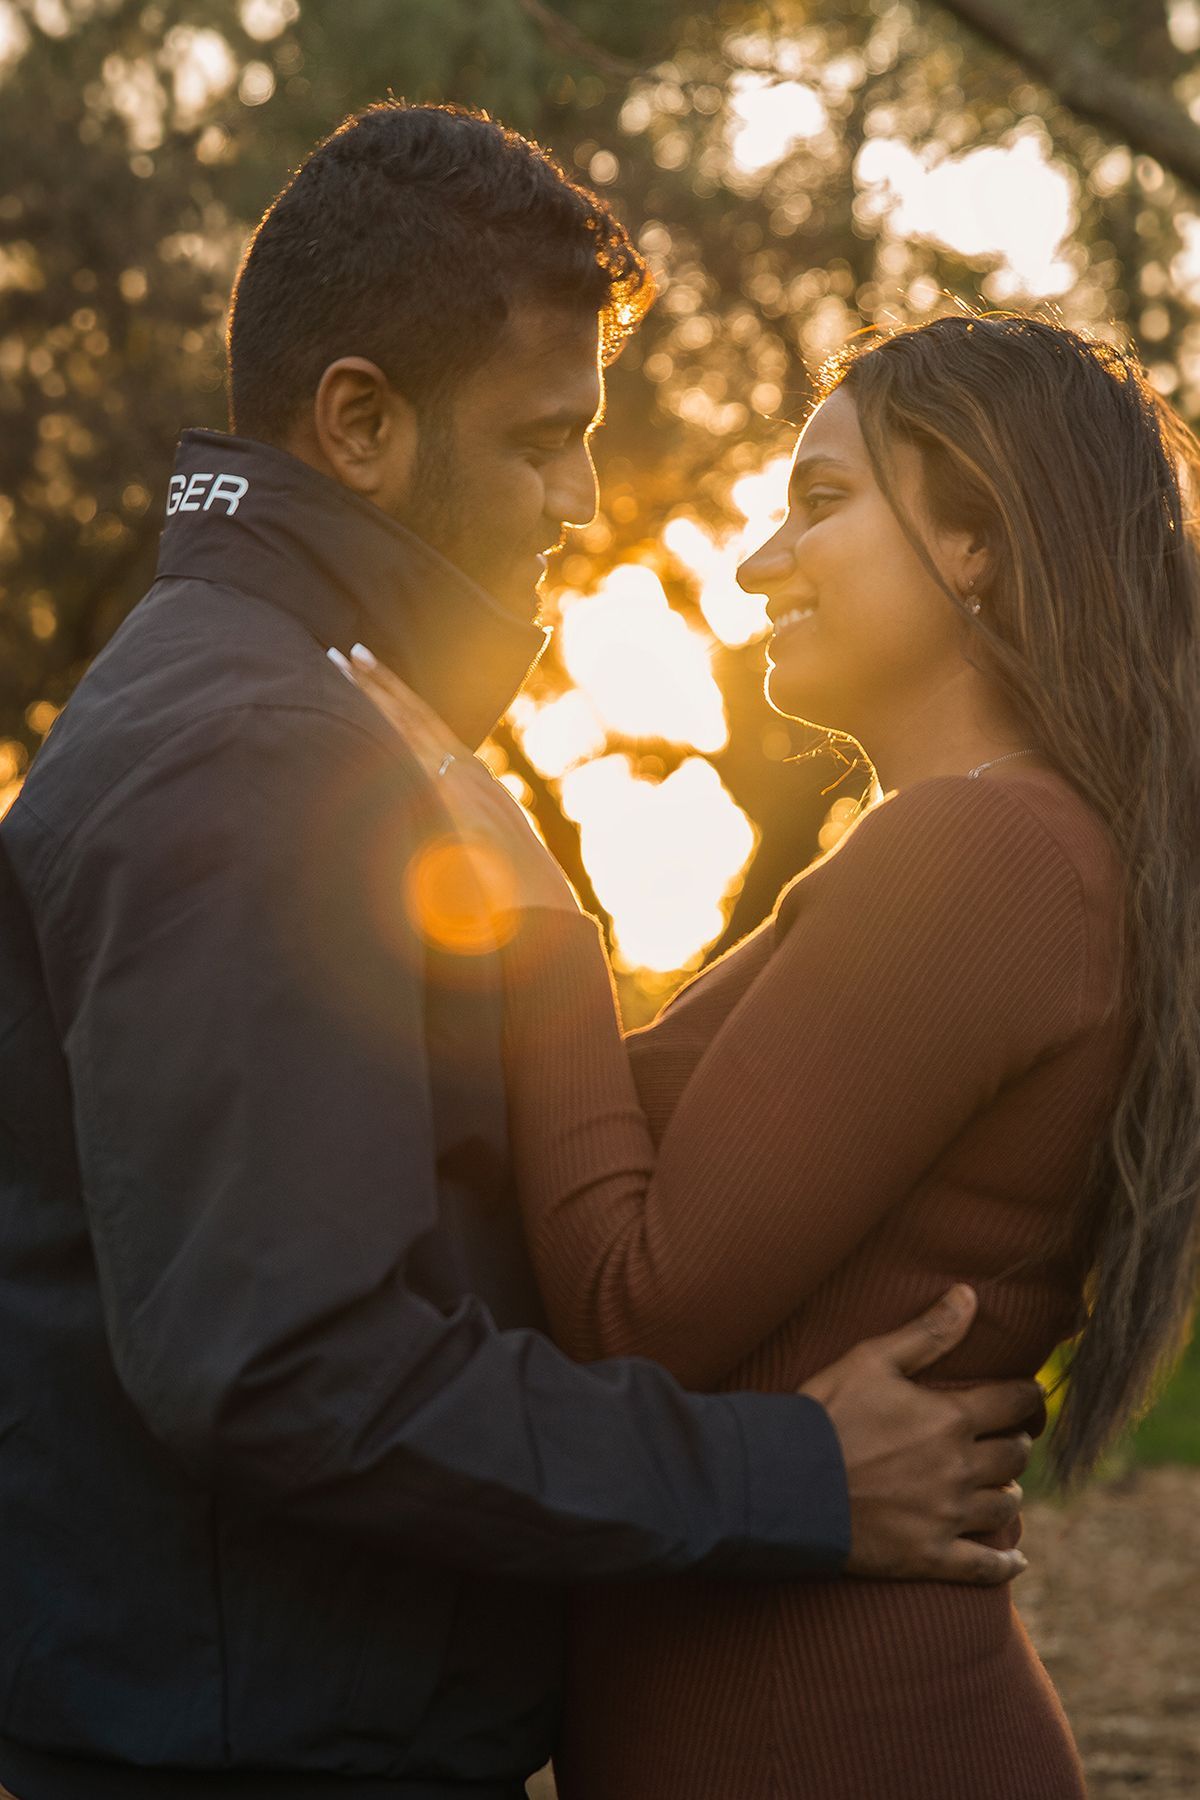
top-left (475, 463), bottom-right (545, 540)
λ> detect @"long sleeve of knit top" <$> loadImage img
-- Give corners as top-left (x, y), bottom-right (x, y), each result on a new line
top-left (502, 773), bottom-right (1122, 1388)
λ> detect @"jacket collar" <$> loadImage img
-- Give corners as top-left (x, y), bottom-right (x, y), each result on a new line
top-left (154, 429), bottom-right (549, 749)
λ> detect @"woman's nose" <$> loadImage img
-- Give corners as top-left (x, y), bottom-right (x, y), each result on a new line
top-left (737, 537), bottom-right (797, 594)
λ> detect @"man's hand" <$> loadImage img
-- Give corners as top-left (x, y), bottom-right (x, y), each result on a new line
top-left (801, 1285), bottom-right (1039, 1586)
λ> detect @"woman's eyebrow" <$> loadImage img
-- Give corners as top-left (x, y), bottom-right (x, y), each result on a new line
top-left (789, 452), bottom-right (854, 491)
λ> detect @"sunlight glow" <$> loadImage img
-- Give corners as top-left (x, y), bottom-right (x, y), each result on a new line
top-left (1171, 213), bottom-right (1200, 302)
top-left (558, 564), bottom-right (728, 751)
top-left (0, 1), bottom-right (29, 78)
top-left (559, 755), bottom-right (757, 973)
top-left (164, 27), bottom-right (238, 128)
top-left (509, 688), bottom-right (607, 781)
top-left (239, 0), bottom-right (300, 41)
top-left (856, 133), bottom-right (1076, 297)
top-left (101, 53), bottom-right (168, 152)
top-left (661, 455), bottom-right (792, 647)
top-left (728, 74), bottom-right (827, 174)
top-left (1169, 0), bottom-right (1200, 54)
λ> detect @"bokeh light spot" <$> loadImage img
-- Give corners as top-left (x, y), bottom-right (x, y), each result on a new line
top-left (403, 836), bottom-right (520, 957)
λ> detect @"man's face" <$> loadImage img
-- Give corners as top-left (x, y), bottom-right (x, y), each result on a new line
top-left (392, 300), bottom-right (605, 618)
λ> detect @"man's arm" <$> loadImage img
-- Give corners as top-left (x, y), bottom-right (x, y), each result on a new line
top-left (41, 701), bottom-right (847, 1581)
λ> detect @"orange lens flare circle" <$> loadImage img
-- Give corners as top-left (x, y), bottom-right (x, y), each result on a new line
top-left (403, 834), bottom-right (520, 956)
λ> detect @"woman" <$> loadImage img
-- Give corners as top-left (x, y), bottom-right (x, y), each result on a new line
top-left (353, 315), bottom-right (1200, 1799)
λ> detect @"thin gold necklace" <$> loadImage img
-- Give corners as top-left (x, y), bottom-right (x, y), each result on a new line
top-left (966, 749), bottom-right (1037, 780)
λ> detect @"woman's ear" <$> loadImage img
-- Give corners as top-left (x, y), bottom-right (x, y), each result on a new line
top-left (311, 358), bottom-right (420, 506)
top-left (951, 532), bottom-right (992, 603)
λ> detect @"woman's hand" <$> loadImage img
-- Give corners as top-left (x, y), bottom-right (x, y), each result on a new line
top-left (334, 644), bottom-right (581, 917)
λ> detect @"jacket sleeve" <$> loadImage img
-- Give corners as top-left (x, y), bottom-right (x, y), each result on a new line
top-left (503, 780), bottom-right (1093, 1387)
top-left (40, 702), bottom-right (846, 1580)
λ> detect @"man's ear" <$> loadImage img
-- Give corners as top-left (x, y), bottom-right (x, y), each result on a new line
top-left (311, 358), bottom-right (419, 504)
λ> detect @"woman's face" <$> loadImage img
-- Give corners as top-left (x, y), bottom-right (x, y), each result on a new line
top-left (738, 385), bottom-right (978, 737)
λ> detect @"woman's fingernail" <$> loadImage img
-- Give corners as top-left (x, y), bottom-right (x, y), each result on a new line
top-left (350, 642), bottom-right (377, 671)
top-left (326, 646), bottom-right (354, 682)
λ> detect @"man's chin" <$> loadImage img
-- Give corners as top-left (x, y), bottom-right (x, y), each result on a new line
top-left (490, 561), bottom-right (548, 624)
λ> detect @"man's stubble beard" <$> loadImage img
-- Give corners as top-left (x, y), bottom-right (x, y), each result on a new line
top-left (392, 414), bottom-right (546, 620)
top-left (393, 413), bottom-right (471, 574)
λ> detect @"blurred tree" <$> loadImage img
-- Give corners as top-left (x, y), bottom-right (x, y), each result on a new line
top-left (3, 0), bottom-right (1200, 969)
top-left (936, 0), bottom-right (1200, 189)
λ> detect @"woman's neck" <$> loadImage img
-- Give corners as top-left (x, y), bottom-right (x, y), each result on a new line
top-left (860, 673), bottom-right (1038, 793)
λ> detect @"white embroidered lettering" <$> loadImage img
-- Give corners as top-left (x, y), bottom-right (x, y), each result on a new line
top-left (166, 474), bottom-right (187, 516)
top-left (178, 472), bottom-right (213, 512)
top-left (204, 473), bottom-right (249, 516)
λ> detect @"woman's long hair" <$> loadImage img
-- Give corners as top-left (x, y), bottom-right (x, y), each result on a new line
top-left (820, 313), bottom-right (1200, 1485)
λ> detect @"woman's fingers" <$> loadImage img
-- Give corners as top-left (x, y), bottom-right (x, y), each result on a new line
top-left (332, 645), bottom-right (465, 775)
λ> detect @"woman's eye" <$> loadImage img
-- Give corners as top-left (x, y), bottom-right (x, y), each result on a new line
top-left (803, 489), bottom-right (841, 512)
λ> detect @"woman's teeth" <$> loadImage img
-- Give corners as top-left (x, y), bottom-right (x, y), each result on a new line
top-left (773, 605), bottom-right (817, 633)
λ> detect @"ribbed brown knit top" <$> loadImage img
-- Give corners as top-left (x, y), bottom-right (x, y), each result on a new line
top-left (503, 769), bottom-right (1126, 1800)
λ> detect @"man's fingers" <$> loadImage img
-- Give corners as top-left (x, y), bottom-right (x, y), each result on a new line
top-left (869, 1284), bottom-right (978, 1377)
top-left (937, 1540), bottom-right (1029, 1587)
top-left (968, 1433), bottom-right (1032, 1489)
top-left (960, 1481), bottom-right (1023, 1537)
top-left (958, 1379), bottom-right (1044, 1439)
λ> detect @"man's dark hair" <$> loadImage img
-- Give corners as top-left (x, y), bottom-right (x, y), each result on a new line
top-left (227, 102), bottom-right (652, 443)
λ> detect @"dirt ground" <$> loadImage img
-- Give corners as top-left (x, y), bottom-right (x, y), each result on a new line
top-left (528, 1466), bottom-right (1200, 1799)
top-left (1018, 1466), bottom-right (1200, 1797)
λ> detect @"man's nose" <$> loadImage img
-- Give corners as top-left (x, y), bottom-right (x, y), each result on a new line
top-left (548, 442), bottom-right (599, 531)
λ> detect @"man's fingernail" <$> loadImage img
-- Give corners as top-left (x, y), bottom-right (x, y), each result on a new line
top-left (350, 642), bottom-right (377, 670)
top-left (326, 646), bottom-right (354, 682)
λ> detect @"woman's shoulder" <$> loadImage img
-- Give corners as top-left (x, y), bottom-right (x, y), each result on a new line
top-left (816, 767), bottom-right (1113, 881)
top-left (777, 767), bottom-right (1120, 947)
top-left (767, 767), bottom-right (1123, 1040)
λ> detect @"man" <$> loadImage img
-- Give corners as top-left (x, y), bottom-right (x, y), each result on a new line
top-left (0, 104), bottom-right (1036, 1798)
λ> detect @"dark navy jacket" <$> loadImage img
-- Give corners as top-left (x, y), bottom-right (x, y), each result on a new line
top-left (0, 431), bottom-right (848, 1798)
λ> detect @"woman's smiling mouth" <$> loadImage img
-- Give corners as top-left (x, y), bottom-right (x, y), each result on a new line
top-left (770, 604), bottom-right (818, 639)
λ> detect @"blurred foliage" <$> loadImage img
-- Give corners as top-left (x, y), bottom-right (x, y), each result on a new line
top-left (3, 0), bottom-right (1200, 924)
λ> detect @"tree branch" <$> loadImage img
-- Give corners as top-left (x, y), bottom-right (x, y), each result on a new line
top-left (514, 0), bottom-right (641, 79)
top-left (934, 0), bottom-right (1200, 192)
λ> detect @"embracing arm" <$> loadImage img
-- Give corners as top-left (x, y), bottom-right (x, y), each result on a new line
top-left (503, 780), bottom-right (1089, 1388)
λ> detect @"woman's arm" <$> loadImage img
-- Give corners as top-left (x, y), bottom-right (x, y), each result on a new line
top-left (503, 779), bottom-right (1092, 1388)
